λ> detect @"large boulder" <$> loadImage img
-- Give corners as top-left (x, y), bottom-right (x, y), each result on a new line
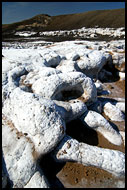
top-left (76, 50), bottom-right (106, 79)
top-left (29, 71), bottom-right (97, 106)
top-left (103, 102), bottom-right (125, 122)
top-left (2, 88), bottom-right (66, 155)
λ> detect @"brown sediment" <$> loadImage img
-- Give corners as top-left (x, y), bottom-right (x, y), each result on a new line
top-left (100, 79), bottom-right (125, 99)
top-left (115, 79), bottom-right (125, 94)
top-left (57, 162), bottom-right (112, 185)
top-left (57, 162), bottom-right (125, 188)
top-left (78, 96), bottom-right (87, 103)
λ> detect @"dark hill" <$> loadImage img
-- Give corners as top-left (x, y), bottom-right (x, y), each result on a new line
top-left (46, 8), bottom-right (125, 31)
top-left (2, 8), bottom-right (125, 35)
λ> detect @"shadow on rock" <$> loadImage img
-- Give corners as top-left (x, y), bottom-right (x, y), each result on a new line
top-left (38, 153), bottom-right (66, 188)
top-left (66, 118), bottom-right (99, 146)
top-left (98, 64), bottom-right (120, 83)
top-left (2, 151), bottom-right (13, 188)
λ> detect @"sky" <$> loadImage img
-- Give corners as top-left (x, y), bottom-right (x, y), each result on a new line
top-left (2, 2), bottom-right (125, 24)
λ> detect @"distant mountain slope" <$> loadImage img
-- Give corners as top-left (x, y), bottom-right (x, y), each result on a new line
top-left (2, 8), bottom-right (125, 35)
top-left (46, 8), bottom-right (125, 30)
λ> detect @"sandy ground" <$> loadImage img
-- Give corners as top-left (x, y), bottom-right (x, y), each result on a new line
top-left (39, 78), bottom-right (125, 188)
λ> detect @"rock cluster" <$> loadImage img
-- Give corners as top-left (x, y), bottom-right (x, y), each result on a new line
top-left (15, 27), bottom-right (125, 39)
top-left (2, 40), bottom-right (125, 188)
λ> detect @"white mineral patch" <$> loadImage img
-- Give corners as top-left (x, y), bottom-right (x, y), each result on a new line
top-left (119, 131), bottom-right (125, 146)
top-left (24, 171), bottom-right (50, 188)
top-left (15, 31), bottom-right (37, 37)
top-left (56, 60), bottom-right (78, 73)
top-left (103, 102), bottom-right (125, 121)
top-left (116, 71), bottom-right (125, 80)
top-left (94, 80), bottom-right (104, 93)
top-left (2, 123), bottom-right (37, 187)
top-left (39, 27), bottom-right (125, 39)
top-left (115, 102), bottom-right (125, 113)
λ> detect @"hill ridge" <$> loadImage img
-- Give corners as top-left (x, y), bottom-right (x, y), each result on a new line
top-left (2, 8), bottom-right (125, 35)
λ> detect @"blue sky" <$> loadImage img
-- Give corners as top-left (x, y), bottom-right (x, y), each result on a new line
top-left (2, 2), bottom-right (125, 24)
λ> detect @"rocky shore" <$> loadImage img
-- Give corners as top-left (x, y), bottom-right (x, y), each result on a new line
top-left (2, 38), bottom-right (125, 188)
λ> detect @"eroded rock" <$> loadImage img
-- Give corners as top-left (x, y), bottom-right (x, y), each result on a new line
top-left (103, 102), bottom-right (125, 121)
top-left (30, 71), bottom-right (97, 105)
top-left (52, 135), bottom-right (125, 177)
top-left (76, 50), bottom-right (106, 79)
top-left (80, 110), bottom-right (122, 146)
top-left (2, 88), bottom-right (66, 155)
top-left (53, 99), bottom-right (87, 122)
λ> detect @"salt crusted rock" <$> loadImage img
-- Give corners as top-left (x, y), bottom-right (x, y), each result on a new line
top-left (56, 60), bottom-right (78, 73)
top-left (24, 171), bottom-right (50, 188)
top-left (52, 135), bottom-right (125, 177)
top-left (3, 87), bottom-right (88, 154)
top-left (94, 80), bottom-right (104, 93)
top-left (2, 87), bottom-right (66, 155)
top-left (119, 131), bottom-right (125, 146)
top-left (31, 71), bottom-right (97, 105)
top-left (76, 50), bottom-right (106, 79)
top-left (2, 123), bottom-right (36, 187)
top-left (23, 66), bottom-right (62, 87)
top-left (116, 71), bottom-right (125, 80)
top-left (53, 99), bottom-right (87, 123)
top-left (55, 48), bottom-right (107, 79)
top-left (103, 102), bottom-right (125, 121)
top-left (53, 46), bottom-right (107, 78)
top-left (42, 49), bottom-right (64, 67)
top-left (115, 102), bottom-right (125, 113)
top-left (2, 40), bottom-right (125, 187)
top-left (2, 66), bottom-right (28, 104)
top-left (2, 87), bottom-right (88, 187)
top-left (2, 121), bottom-right (50, 188)
top-left (80, 110), bottom-right (122, 146)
